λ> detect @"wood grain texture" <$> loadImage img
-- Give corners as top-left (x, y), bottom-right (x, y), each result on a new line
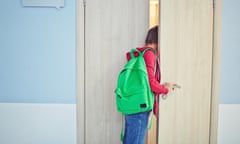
top-left (159, 0), bottom-right (213, 143)
top-left (146, 116), bottom-right (158, 144)
top-left (85, 0), bottom-right (149, 143)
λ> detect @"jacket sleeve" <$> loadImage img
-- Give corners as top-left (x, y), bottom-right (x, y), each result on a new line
top-left (144, 51), bottom-right (169, 94)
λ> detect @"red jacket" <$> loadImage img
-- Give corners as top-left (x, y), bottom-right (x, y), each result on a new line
top-left (126, 46), bottom-right (169, 116)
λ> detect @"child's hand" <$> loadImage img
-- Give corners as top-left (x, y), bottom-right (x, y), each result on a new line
top-left (163, 82), bottom-right (175, 90)
top-left (164, 82), bottom-right (181, 91)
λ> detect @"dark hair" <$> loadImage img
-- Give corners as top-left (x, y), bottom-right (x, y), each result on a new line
top-left (145, 26), bottom-right (158, 45)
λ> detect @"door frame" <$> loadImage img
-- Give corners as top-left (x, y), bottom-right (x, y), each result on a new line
top-left (209, 0), bottom-right (222, 143)
top-left (76, 0), bottom-right (222, 144)
top-left (76, 1), bottom-right (85, 144)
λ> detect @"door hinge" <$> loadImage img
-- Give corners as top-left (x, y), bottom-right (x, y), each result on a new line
top-left (213, 0), bottom-right (216, 8)
top-left (83, 0), bottom-right (86, 7)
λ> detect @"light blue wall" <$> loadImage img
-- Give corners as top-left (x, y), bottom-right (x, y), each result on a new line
top-left (218, 1), bottom-right (240, 143)
top-left (220, 0), bottom-right (240, 104)
top-left (0, 1), bottom-right (76, 144)
top-left (0, 1), bottom-right (76, 103)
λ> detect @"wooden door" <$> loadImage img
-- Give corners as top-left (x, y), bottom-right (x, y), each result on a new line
top-left (158, 0), bottom-right (213, 144)
top-left (84, 0), bottom-right (149, 144)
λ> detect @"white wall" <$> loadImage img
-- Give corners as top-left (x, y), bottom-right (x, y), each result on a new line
top-left (218, 105), bottom-right (240, 144)
top-left (0, 103), bottom-right (76, 144)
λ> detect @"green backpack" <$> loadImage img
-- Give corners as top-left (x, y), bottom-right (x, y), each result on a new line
top-left (115, 48), bottom-right (155, 115)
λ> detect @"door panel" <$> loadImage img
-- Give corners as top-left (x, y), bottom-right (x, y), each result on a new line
top-left (159, 0), bottom-right (213, 144)
top-left (85, 0), bottom-right (149, 143)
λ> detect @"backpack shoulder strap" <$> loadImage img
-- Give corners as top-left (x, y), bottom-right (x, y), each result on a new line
top-left (129, 48), bottom-right (141, 59)
top-left (140, 47), bottom-right (157, 56)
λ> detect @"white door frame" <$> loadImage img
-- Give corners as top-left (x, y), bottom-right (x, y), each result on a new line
top-left (76, 1), bottom-right (85, 144)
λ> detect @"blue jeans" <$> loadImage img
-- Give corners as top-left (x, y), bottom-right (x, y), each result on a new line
top-left (123, 111), bottom-right (151, 144)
